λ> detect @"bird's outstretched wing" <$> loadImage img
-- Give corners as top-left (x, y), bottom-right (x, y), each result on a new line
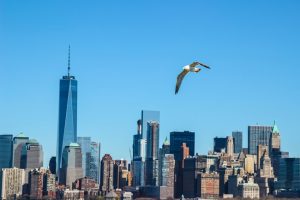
top-left (190, 61), bottom-right (210, 69)
top-left (198, 62), bottom-right (210, 69)
top-left (175, 69), bottom-right (189, 94)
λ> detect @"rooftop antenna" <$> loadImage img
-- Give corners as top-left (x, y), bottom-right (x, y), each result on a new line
top-left (68, 45), bottom-right (71, 77)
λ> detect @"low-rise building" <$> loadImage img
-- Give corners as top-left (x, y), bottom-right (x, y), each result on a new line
top-left (237, 182), bottom-right (260, 199)
top-left (196, 172), bottom-right (219, 199)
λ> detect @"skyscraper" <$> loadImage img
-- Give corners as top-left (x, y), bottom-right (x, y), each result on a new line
top-left (170, 131), bottom-right (195, 161)
top-left (89, 141), bottom-right (101, 183)
top-left (145, 121), bottom-right (159, 186)
top-left (141, 110), bottom-right (160, 140)
top-left (100, 154), bottom-right (114, 194)
top-left (213, 137), bottom-right (227, 153)
top-left (248, 125), bottom-right (273, 155)
top-left (226, 136), bottom-right (234, 157)
top-left (57, 47), bottom-right (78, 176)
top-left (275, 158), bottom-right (300, 192)
top-left (20, 139), bottom-right (43, 170)
top-left (60, 143), bottom-right (83, 187)
top-left (77, 137), bottom-right (91, 177)
top-left (232, 131), bottom-right (243, 153)
top-left (133, 111), bottom-right (160, 187)
top-left (12, 133), bottom-right (29, 168)
top-left (20, 139), bottom-right (44, 184)
top-left (0, 135), bottom-right (13, 169)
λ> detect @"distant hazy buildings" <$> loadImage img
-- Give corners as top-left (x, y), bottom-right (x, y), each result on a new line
top-left (232, 131), bottom-right (243, 153)
top-left (0, 135), bottom-right (13, 169)
top-left (60, 143), bottom-right (83, 188)
top-left (0, 168), bottom-right (25, 200)
top-left (248, 125), bottom-right (273, 155)
top-left (57, 62), bottom-right (78, 177)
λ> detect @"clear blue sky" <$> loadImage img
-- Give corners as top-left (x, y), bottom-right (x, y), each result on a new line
top-left (1, 1), bottom-right (300, 165)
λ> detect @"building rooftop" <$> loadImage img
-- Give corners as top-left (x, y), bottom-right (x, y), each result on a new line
top-left (15, 132), bottom-right (28, 138)
top-left (273, 121), bottom-right (280, 133)
top-left (69, 142), bottom-right (80, 147)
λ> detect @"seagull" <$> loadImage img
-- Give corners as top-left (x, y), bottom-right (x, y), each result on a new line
top-left (175, 61), bottom-right (210, 94)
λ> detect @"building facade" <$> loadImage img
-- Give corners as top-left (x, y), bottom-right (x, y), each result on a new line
top-left (170, 131), bottom-right (195, 161)
top-left (248, 125), bottom-right (273, 155)
top-left (100, 154), bottom-right (114, 194)
top-left (12, 133), bottom-right (29, 168)
top-left (0, 135), bottom-right (13, 169)
top-left (232, 131), bottom-right (243, 153)
top-left (237, 182), bottom-right (260, 199)
top-left (226, 136), bottom-right (234, 157)
top-left (145, 121), bottom-right (159, 186)
top-left (0, 168), bottom-right (25, 200)
top-left (196, 172), bottom-right (219, 199)
top-left (213, 137), bottom-right (227, 153)
top-left (160, 154), bottom-right (175, 199)
top-left (60, 143), bottom-right (83, 188)
top-left (275, 158), bottom-right (300, 191)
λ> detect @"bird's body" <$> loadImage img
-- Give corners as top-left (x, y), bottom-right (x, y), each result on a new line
top-left (175, 61), bottom-right (210, 94)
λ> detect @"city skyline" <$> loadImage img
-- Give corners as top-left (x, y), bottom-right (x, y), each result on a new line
top-left (1, 1), bottom-right (300, 165)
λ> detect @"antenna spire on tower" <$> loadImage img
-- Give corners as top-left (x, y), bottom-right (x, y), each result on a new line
top-left (68, 45), bottom-right (71, 77)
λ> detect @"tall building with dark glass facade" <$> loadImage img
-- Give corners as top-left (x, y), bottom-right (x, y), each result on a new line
top-left (0, 134), bottom-right (13, 169)
top-left (132, 111), bottom-right (160, 187)
top-left (56, 61), bottom-right (78, 176)
top-left (141, 110), bottom-right (160, 140)
top-left (275, 158), bottom-right (300, 191)
top-left (170, 131), bottom-right (195, 161)
top-left (213, 137), bottom-right (227, 153)
top-left (248, 125), bottom-right (273, 155)
top-left (232, 131), bottom-right (243, 153)
top-left (145, 121), bottom-right (159, 186)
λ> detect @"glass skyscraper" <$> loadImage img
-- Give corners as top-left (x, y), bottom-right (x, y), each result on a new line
top-left (141, 110), bottom-right (160, 139)
top-left (56, 61), bottom-right (78, 176)
top-left (248, 125), bottom-right (273, 155)
top-left (0, 134), bottom-right (13, 169)
top-left (232, 131), bottom-right (243, 153)
top-left (77, 137), bottom-right (91, 177)
top-left (145, 121), bottom-right (160, 186)
top-left (276, 157), bottom-right (300, 191)
top-left (170, 131), bottom-right (195, 161)
top-left (213, 137), bottom-right (227, 153)
top-left (77, 137), bottom-right (101, 183)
